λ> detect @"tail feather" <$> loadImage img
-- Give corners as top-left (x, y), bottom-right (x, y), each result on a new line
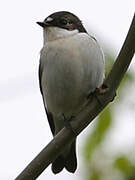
top-left (51, 140), bottom-right (77, 174)
top-left (52, 155), bottom-right (65, 174)
top-left (65, 140), bottom-right (77, 173)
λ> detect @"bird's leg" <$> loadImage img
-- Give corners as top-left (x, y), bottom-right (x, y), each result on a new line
top-left (87, 84), bottom-right (109, 106)
top-left (62, 113), bottom-right (77, 137)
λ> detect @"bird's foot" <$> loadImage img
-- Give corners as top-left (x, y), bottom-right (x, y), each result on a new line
top-left (87, 84), bottom-right (109, 106)
top-left (62, 114), bottom-right (77, 137)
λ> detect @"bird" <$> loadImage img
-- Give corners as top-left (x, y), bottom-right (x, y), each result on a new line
top-left (37, 11), bottom-right (105, 174)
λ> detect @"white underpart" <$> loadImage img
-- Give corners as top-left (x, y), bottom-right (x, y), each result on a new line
top-left (43, 27), bottom-right (79, 43)
top-left (40, 30), bottom-right (105, 135)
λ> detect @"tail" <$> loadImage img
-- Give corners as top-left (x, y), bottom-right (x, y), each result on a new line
top-left (51, 140), bottom-right (77, 174)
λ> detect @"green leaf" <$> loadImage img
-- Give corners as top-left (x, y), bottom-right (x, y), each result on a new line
top-left (88, 171), bottom-right (100, 180)
top-left (114, 156), bottom-right (135, 177)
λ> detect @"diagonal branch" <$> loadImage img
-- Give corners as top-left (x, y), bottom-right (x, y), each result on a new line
top-left (15, 14), bottom-right (135, 180)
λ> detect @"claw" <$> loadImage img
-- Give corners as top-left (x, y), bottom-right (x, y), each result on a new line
top-left (87, 84), bottom-right (109, 105)
top-left (98, 84), bottom-right (109, 94)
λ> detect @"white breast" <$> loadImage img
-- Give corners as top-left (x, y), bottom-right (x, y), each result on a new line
top-left (43, 27), bottom-right (79, 42)
top-left (40, 32), bottom-right (105, 122)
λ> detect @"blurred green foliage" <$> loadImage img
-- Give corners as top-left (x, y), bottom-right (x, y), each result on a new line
top-left (85, 107), bottom-right (112, 161)
top-left (114, 156), bottom-right (135, 179)
top-left (83, 52), bottom-right (135, 180)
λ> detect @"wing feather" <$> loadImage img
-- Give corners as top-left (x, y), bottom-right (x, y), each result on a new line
top-left (39, 61), bottom-right (55, 135)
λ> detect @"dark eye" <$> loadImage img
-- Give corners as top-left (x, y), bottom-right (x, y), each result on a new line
top-left (60, 19), bottom-right (68, 25)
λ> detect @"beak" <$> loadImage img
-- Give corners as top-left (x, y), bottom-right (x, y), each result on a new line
top-left (36, 21), bottom-right (50, 28)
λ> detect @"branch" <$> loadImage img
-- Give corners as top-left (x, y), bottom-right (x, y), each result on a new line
top-left (15, 14), bottom-right (135, 180)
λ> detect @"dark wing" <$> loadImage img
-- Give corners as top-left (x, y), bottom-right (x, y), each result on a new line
top-left (39, 61), bottom-right (55, 135)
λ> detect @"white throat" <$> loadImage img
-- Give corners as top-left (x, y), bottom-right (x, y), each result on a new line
top-left (43, 27), bottom-right (79, 43)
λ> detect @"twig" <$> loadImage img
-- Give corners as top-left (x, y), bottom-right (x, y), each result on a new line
top-left (15, 14), bottom-right (135, 180)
